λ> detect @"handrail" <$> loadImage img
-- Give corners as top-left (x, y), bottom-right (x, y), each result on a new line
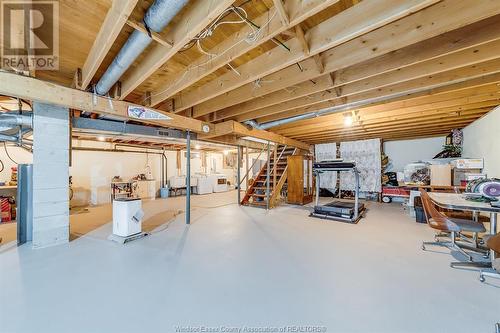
top-left (263, 145), bottom-right (287, 187)
top-left (239, 146), bottom-right (266, 187)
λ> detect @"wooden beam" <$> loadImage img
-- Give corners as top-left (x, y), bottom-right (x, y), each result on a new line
top-left (0, 71), bottom-right (211, 134)
top-left (167, 0), bottom-right (438, 114)
top-left (190, 0), bottom-right (500, 119)
top-left (287, 106), bottom-right (494, 138)
top-left (119, 0), bottom-right (235, 99)
top-left (256, 60), bottom-right (500, 124)
top-left (149, 0), bottom-right (341, 108)
top-left (225, 17), bottom-right (500, 121)
top-left (238, 40), bottom-right (500, 122)
top-left (199, 121), bottom-right (310, 150)
top-left (272, 75), bottom-right (500, 131)
top-left (80, 0), bottom-right (138, 89)
top-left (302, 119), bottom-right (480, 141)
top-left (277, 95), bottom-right (500, 135)
top-left (295, 24), bottom-right (309, 55)
top-left (125, 19), bottom-right (173, 48)
top-left (313, 54), bottom-right (325, 74)
top-left (273, 0), bottom-right (289, 25)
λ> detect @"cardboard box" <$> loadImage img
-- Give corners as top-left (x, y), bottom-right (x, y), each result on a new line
top-left (451, 158), bottom-right (484, 169)
top-left (430, 164), bottom-right (451, 186)
top-left (452, 168), bottom-right (482, 186)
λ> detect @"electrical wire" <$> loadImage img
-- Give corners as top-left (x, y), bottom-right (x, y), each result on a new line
top-left (3, 142), bottom-right (18, 164)
top-left (144, 8), bottom-right (278, 104)
top-left (0, 159), bottom-right (4, 173)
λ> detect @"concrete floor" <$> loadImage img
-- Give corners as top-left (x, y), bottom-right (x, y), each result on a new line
top-left (0, 191), bottom-right (499, 333)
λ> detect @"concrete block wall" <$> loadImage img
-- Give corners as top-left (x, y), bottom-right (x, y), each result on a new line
top-left (32, 102), bottom-right (70, 248)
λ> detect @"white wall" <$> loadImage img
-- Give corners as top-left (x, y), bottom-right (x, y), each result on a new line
top-left (0, 140), bottom-right (251, 206)
top-left (383, 136), bottom-right (445, 172)
top-left (0, 145), bottom-right (32, 182)
top-left (462, 106), bottom-right (500, 178)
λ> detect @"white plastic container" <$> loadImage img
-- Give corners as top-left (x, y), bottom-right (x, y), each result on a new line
top-left (112, 198), bottom-right (143, 237)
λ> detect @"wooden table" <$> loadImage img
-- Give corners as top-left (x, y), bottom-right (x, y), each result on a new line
top-left (428, 192), bottom-right (499, 261)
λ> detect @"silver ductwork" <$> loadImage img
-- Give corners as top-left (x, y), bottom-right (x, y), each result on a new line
top-left (94, 0), bottom-right (189, 95)
top-left (0, 112), bottom-right (33, 131)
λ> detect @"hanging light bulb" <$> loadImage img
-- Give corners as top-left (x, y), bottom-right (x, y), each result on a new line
top-left (343, 113), bottom-right (353, 127)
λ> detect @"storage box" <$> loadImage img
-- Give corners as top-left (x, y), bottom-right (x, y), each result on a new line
top-left (452, 168), bottom-right (482, 186)
top-left (451, 158), bottom-right (484, 169)
top-left (465, 173), bottom-right (487, 181)
top-left (430, 164), bottom-right (451, 186)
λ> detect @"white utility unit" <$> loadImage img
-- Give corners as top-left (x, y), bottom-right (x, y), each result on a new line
top-left (213, 174), bottom-right (228, 192)
top-left (194, 174), bottom-right (213, 195)
top-left (112, 198), bottom-right (144, 237)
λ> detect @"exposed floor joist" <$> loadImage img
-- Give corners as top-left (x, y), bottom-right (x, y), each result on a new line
top-left (190, 0), bottom-right (500, 121)
top-left (168, 0), bottom-right (439, 115)
top-left (79, 0), bottom-right (139, 89)
top-left (149, 0), bottom-right (342, 109)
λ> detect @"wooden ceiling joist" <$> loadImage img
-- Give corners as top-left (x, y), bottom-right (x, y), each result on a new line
top-left (280, 101), bottom-right (500, 137)
top-left (288, 108), bottom-right (492, 139)
top-left (168, 0), bottom-right (439, 116)
top-left (80, 0), bottom-right (139, 89)
top-left (149, 0), bottom-right (342, 109)
top-left (271, 74), bottom-right (500, 133)
top-left (223, 18), bottom-right (500, 122)
top-left (256, 60), bottom-right (500, 125)
top-left (118, 0), bottom-right (235, 99)
top-left (240, 43), bottom-right (500, 123)
top-left (200, 121), bottom-right (310, 150)
top-left (192, 0), bottom-right (500, 121)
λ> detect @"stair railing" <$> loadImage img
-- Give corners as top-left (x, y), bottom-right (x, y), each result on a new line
top-left (239, 145), bottom-right (266, 189)
top-left (263, 145), bottom-right (287, 188)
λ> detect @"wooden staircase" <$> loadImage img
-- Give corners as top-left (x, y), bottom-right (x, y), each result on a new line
top-left (241, 144), bottom-right (297, 209)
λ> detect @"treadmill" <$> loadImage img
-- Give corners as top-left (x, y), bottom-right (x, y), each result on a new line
top-left (310, 160), bottom-right (365, 223)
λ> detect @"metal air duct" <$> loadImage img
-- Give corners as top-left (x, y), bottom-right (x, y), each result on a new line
top-left (94, 0), bottom-right (189, 95)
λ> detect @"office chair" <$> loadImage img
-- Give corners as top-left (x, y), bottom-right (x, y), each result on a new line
top-left (479, 233), bottom-right (500, 282)
top-left (419, 189), bottom-right (486, 261)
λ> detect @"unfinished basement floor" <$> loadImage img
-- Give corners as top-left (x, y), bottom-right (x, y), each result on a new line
top-left (0, 191), bottom-right (499, 333)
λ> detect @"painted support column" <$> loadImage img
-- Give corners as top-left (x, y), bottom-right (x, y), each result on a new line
top-left (186, 130), bottom-right (191, 225)
top-left (32, 102), bottom-right (70, 248)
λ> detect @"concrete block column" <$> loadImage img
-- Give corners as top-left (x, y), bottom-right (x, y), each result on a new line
top-left (32, 102), bottom-right (70, 248)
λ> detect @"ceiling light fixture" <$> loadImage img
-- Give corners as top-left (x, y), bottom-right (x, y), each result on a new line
top-left (343, 114), bottom-right (353, 127)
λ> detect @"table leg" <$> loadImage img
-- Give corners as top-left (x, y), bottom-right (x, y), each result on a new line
top-left (490, 212), bottom-right (497, 260)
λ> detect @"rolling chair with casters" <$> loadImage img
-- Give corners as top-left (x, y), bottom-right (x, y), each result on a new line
top-left (419, 189), bottom-right (486, 261)
top-left (479, 232), bottom-right (500, 282)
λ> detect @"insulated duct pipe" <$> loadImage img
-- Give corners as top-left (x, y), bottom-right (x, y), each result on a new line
top-left (246, 75), bottom-right (492, 130)
top-left (94, 0), bottom-right (189, 95)
top-left (0, 133), bottom-right (19, 142)
top-left (0, 112), bottom-right (33, 130)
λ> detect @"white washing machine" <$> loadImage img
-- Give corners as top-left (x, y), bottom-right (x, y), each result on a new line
top-left (112, 198), bottom-right (144, 237)
top-left (194, 174), bottom-right (213, 195)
